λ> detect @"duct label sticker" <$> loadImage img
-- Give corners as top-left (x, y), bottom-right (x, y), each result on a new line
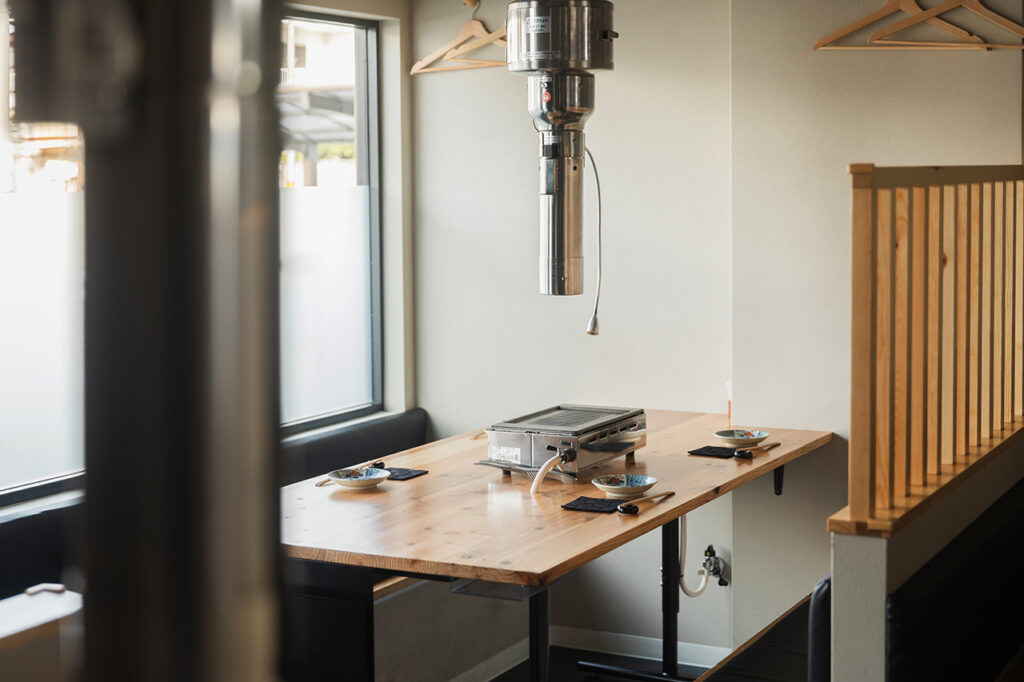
top-left (526, 16), bottom-right (550, 33)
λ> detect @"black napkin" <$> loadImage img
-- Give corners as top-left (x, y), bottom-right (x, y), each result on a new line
top-left (384, 467), bottom-right (428, 481)
top-left (562, 496), bottom-right (623, 513)
top-left (688, 446), bottom-right (736, 459)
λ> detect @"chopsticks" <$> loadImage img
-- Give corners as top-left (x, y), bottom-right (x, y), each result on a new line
top-left (735, 442), bottom-right (781, 459)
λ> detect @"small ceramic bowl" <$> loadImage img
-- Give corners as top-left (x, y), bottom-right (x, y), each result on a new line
top-left (592, 474), bottom-right (657, 499)
top-left (715, 429), bottom-right (770, 448)
top-left (327, 467), bottom-right (390, 490)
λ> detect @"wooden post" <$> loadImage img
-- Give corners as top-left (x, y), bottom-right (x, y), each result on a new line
top-left (911, 187), bottom-right (927, 485)
top-left (850, 164), bottom-right (877, 521)
top-left (970, 184), bottom-right (982, 447)
top-left (941, 186), bottom-right (956, 465)
top-left (894, 188), bottom-right (910, 497)
top-left (956, 185), bottom-right (969, 459)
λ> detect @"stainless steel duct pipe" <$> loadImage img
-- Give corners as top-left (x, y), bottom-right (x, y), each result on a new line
top-left (507, 0), bottom-right (616, 295)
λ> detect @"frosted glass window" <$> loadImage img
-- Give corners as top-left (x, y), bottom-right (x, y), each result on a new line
top-left (0, 11), bottom-right (85, 492)
top-left (278, 14), bottom-right (380, 430)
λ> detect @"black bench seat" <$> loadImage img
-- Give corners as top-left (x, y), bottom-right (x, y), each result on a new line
top-left (696, 596), bottom-right (812, 682)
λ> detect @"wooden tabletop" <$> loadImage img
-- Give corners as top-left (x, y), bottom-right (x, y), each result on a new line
top-left (281, 410), bottom-right (832, 587)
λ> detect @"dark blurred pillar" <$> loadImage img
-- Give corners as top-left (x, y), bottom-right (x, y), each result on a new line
top-left (12, 0), bottom-right (281, 679)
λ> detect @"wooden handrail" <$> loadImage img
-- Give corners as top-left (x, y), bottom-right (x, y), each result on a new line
top-left (833, 163), bottom-right (1024, 537)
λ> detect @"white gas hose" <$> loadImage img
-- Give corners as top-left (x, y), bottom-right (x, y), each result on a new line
top-left (679, 515), bottom-right (709, 598)
top-left (530, 452), bottom-right (563, 496)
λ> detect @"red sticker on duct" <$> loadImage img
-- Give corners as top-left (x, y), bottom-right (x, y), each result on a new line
top-left (542, 91), bottom-right (551, 103)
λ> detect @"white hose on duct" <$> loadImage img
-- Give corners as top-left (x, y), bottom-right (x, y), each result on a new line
top-left (530, 452), bottom-right (563, 496)
top-left (679, 515), bottom-right (709, 598)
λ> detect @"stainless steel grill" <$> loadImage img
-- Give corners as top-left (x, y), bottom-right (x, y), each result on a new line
top-left (480, 404), bottom-right (646, 481)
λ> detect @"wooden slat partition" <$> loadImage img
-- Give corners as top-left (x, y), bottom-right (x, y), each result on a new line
top-left (1016, 181), bottom-right (1024, 418)
top-left (833, 164), bottom-right (1024, 537)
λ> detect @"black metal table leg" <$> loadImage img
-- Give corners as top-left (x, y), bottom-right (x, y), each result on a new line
top-left (774, 465), bottom-right (785, 495)
top-left (530, 588), bottom-right (551, 682)
top-left (577, 518), bottom-right (705, 681)
top-left (662, 518), bottom-right (681, 675)
top-left (282, 558), bottom-right (376, 681)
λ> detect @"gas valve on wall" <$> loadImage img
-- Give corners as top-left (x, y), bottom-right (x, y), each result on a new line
top-left (703, 545), bottom-right (729, 587)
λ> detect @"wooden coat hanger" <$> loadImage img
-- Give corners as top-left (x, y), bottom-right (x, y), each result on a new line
top-left (410, 19), bottom-right (507, 74)
top-left (870, 0), bottom-right (1024, 48)
top-left (813, 0), bottom-right (985, 50)
top-left (444, 23), bottom-right (507, 61)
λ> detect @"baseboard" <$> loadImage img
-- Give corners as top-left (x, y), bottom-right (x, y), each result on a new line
top-left (451, 627), bottom-right (732, 680)
top-left (450, 637), bottom-right (529, 682)
top-left (550, 625), bottom-right (732, 669)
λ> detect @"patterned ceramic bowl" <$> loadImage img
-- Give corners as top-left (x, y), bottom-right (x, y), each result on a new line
top-left (327, 467), bottom-right (390, 490)
top-left (591, 474), bottom-right (657, 499)
top-left (714, 429), bottom-right (769, 448)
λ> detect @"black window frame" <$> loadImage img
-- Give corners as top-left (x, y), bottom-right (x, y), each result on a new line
top-left (0, 9), bottom-right (384, 508)
top-left (278, 10), bottom-right (384, 438)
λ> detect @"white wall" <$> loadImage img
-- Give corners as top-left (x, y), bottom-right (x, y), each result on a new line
top-left (412, 0), bottom-right (736, 655)
top-left (730, 0), bottom-right (1022, 645)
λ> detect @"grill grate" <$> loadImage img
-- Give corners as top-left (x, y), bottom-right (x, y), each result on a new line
top-left (527, 408), bottom-right (622, 429)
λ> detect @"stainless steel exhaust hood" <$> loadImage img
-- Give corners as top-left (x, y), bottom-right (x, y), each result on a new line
top-left (507, 0), bottom-right (617, 296)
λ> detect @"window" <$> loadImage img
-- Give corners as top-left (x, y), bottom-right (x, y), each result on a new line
top-left (278, 12), bottom-right (382, 435)
top-left (0, 7), bottom-right (86, 500)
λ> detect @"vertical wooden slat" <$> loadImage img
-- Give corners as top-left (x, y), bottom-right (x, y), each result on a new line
top-left (956, 184), bottom-right (969, 459)
top-left (1016, 180), bottom-right (1023, 417)
top-left (849, 165), bottom-right (876, 521)
top-left (876, 188), bottom-right (894, 509)
top-left (894, 189), bottom-right (911, 496)
top-left (969, 184), bottom-right (982, 447)
top-left (993, 183), bottom-right (1004, 435)
top-left (927, 186), bottom-right (942, 474)
top-left (941, 186), bottom-right (956, 465)
top-left (910, 187), bottom-right (926, 485)
top-left (981, 183), bottom-right (993, 442)
top-left (1005, 182), bottom-right (1014, 425)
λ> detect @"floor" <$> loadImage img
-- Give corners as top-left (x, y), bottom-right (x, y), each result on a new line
top-left (491, 646), bottom-right (707, 681)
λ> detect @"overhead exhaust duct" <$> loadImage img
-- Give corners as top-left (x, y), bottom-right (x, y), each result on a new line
top-left (507, 0), bottom-right (617, 296)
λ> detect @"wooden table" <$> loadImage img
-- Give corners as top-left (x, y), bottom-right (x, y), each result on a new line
top-left (281, 410), bottom-right (832, 681)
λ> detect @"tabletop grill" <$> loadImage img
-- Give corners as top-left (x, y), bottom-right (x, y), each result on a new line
top-left (479, 404), bottom-right (646, 481)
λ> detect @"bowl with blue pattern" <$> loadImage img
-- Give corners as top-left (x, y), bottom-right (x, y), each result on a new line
top-left (714, 429), bottom-right (769, 448)
top-left (327, 467), bottom-right (390, 490)
top-left (591, 474), bottom-right (657, 499)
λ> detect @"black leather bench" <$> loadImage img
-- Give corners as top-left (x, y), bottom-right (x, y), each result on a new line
top-left (280, 407), bottom-right (428, 485)
top-left (0, 500), bottom-right (79, 600)
top-left (886, 477), bottom-right (1024, 682)
top-left (695, 579), bottom-right (828, 682)
top-left (701, 475), bottom-right (1024, 682)
top-left (280, 408), bottom-right (431, 680)
top-left (0, 408), bottom-right (429, 602)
